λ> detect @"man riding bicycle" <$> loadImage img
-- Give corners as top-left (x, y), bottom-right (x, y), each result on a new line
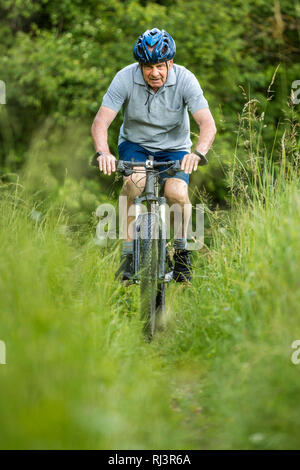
top-left (91, 28), bottom-right (216, 282)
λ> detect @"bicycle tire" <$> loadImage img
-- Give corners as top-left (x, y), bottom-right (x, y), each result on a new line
top-left (155, 282), bottom-right (165, 331)
top-left (140, 213), bottom-right (159, 340)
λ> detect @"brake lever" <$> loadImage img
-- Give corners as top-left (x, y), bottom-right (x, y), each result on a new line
top-left (116, 160), bottom-right (134, 176)
top-left (124, 169), bottom-right (135, 176)
top-left (166, 160), bottom-right (181, 175)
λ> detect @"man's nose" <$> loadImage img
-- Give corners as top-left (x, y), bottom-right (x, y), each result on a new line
top-left (151, 67), bottom-right (160, 76)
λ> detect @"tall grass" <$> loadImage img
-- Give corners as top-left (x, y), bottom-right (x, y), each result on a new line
top-left (158, 174), bottom-right (300, 449)
top-left (156, 97), bottom-right (300, 449)
top-left (1, 95), bottom-right (300, 449)
top-left (0, 187), bottom-right (189, 449)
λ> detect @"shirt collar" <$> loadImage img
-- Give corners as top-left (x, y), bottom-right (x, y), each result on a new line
top-left (134, 65), bottom-right (146, 85)
top-left (133, 64), bottom-right (177, 87)
top-left (165, 67), bottom-right (176, 86)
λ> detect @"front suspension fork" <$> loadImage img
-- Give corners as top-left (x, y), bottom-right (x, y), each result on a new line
top-left (132, 196), bottom-right (167, 281)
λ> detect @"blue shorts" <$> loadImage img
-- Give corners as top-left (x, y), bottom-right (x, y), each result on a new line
top-left (118, 141), bottom-right (189, 186)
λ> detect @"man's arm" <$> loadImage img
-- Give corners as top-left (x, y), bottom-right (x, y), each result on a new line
top-left (192, 108), bottom-right (217, 156)
top-left (91, 106), bottom-right (118, 175)
top-left (181, 108), bottom-right (217, 174)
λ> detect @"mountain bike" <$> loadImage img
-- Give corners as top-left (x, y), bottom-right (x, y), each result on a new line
top-left (91, 154), bottom-right (182, 340)
top-left (117, 158), bottom-right (183, 340)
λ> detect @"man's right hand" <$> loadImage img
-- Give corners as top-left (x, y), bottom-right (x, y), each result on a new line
top-left (97, 152), bottom-right (117, 176)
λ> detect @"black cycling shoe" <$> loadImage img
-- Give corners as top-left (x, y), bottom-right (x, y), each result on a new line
top-left (115, 253), bottom-right (134, 281)
top-left (173, 249), bottom-right (192, 283)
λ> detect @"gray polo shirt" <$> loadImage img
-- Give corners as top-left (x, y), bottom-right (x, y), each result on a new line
top-left (102, 63), bottom-right (209, 152)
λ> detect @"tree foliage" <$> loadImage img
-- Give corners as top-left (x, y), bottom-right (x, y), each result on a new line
top-left (0, 0), bottom-right (299, 209)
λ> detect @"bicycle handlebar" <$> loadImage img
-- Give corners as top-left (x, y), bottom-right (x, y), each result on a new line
top-left (90, 153), bottom-right (182, 176)
top-left (116, 159), bottom-right (182, 176)
top-left (90, 152), bottom-right (208, 175)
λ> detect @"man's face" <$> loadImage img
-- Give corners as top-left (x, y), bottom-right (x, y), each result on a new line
top-left (140, 60), bottom-right (173, 90)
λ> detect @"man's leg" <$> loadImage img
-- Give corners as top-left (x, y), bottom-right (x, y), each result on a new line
top-left (116, 141), bottom-right (147, 280)
top-left (164, 178), bottom-right (191, 245)
top-left (121, 169), bottom-right (146, 242)
top-left (164, 178), bottom-right (193, 282)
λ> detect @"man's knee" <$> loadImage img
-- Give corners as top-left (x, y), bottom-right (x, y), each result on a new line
top-left (122, 170), bottom-right (146, 199)
top-left (164, 178), bottom-right (189, 205)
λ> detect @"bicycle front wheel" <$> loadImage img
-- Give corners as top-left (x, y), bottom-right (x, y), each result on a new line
top-left (155, 282), bottom-right (166, 331)
top-left (140, 212), bottom-right (159, 340)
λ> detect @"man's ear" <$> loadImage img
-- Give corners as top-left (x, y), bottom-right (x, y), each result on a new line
top-left (168, 59), bottom-right (174, 69)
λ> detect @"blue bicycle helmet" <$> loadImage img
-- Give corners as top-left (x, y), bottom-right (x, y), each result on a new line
top-left (133, 28), bottom-right (176, 64)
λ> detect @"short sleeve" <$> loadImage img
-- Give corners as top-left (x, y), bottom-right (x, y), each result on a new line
top-left (182, 71), bottom-right (209, 114)
top-left (102, 71), bottom-right (128, 113)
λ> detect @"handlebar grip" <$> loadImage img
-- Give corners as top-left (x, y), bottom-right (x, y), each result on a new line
top-left (90, 157), bottom-right (134, 175)
top-left (198, 154), bottom-right (209, 166)
top-left (90, 153), bottom-right (100, 167)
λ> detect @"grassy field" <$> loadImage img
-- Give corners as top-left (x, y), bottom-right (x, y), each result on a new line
top-left (1, 156), bottom-right (300, 449)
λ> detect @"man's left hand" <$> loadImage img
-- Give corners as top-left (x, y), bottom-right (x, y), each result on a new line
top-left (180, 153), bottom-right (201, 174)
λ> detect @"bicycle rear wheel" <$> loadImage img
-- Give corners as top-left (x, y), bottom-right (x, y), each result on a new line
top-left (140, 212), bottom-right (159, 340)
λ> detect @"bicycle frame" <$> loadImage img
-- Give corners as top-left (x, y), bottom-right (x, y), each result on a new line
top-left (127, 156), bottom-right (174, 284)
